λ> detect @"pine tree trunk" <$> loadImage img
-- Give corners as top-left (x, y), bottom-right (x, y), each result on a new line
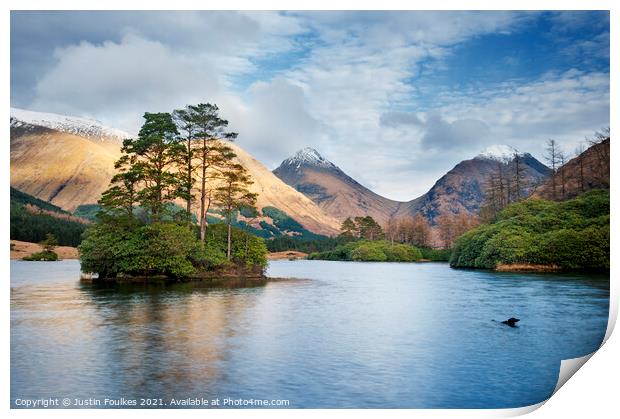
top-left (199, 143), bottom-right (208, 241)
top-left (227, 221), bottom-right (232, 260)
top-left (186, 138), bottom-right (192, 228)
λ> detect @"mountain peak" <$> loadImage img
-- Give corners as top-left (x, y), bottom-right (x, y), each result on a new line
top-left (476, 144), bottom-right (522, 162)
top-left (10, 107), bottom-right (132, 142)
top-left (282, 147), bottom-right (336, 169)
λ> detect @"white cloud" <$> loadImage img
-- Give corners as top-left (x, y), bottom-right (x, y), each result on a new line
top-left (15, 11), bottom-right (609, 201)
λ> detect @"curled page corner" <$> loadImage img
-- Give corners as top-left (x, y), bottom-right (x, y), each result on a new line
top-left (552, 352), bottom-right (596, 395)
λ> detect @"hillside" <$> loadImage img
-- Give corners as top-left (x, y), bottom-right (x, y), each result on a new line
top-left (10, 108), bottom-right (340, 237)
top-left (450, 190), bottom-right (609, 270)
top-left (532, 137), bottom-right (610, 201)
top-left (10, 187), bottom-right (89, 247)
top-left (274, 146), bottom-right (550, 225)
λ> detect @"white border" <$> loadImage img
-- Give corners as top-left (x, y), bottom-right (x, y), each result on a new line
top-left (2, 1), bottom-right (617, 418)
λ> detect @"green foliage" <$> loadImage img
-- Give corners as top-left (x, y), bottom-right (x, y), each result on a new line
top-left (10, 187), bottom-right (66, 213)
top-left (261, 206), bottom-right (323, 239)
top-left (40, 233), bottom-right (58, 252)
top-left (23, 251), bottom-right (58, 261)
top-left (339, 216), bottom-right (384, 240)
top-left (265, 235), bottom-right (352, 253)
top-left (79, 221), bottom-right (268, 279)
top-left (11, 202), bottom-right (87, 247)
top-left (308, 240), bottom-right (422, 262)
top-left (79, 222), bottom-right (198, 278)
top-left (203, 223), bottom-right (267, 269)
top-left (450, 190), bottom-right (610, 270)
top-left (73, 204), bottom-right (101, 221)
top-left (350, 243), bottom-right (388, 261)
top-left (420, 247), bottom-right (452, 261)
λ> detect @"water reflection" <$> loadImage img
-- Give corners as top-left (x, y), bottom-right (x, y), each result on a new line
top-left (11, 260), bottom-right (609, 408)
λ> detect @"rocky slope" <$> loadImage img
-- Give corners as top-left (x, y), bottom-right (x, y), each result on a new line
top-left (10, 109), bottom-right (340, 236)
top-left (275, 146), bottom-right (551, 224)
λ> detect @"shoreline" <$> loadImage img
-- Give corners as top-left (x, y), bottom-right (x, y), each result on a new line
top-left (10, 240), bottom-right (78, 260)
top-left (494, 263), bottom-right (562, 272)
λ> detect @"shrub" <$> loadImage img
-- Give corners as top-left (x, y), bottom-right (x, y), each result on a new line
top-left (350, 243), bottom-right (388, 261)
top-left (79, 222), bottom-right (198, 278)
top-left (309, 240), bottom-right (422, 262)
top-left (23, 251), bottom-right (58, 261)
top-left (203, 223), bottom-right (268, 269)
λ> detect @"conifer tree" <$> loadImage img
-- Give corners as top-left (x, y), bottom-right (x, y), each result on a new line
top-left (187, 103), bottom-right (238, 241)
top-left (213, 163), bottom-right (257, 260)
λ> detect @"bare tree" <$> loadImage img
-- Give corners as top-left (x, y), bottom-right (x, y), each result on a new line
top-left (558, 150), bottom-right (566, 199)
top-left (545, 139), bottom-right (560, 199)
top-left (575, 142), bottom-right (586, 192)
top-left (587, 127), bottom-right (610, 188)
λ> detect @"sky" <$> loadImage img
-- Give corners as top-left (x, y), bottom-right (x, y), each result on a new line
top-left (10, 11), bottom-right (610, 201)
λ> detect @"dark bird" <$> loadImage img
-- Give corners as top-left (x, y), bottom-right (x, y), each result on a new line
top-left (501, 317), bottom-right (520, 327)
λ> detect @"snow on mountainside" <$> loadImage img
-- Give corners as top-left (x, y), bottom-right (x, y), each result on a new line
top-left (280, 147), bottom-right (337, 170)
top-left (10, 107), bottom-right (132, 142)
top-left (475, 144), bottom-right (521, 162)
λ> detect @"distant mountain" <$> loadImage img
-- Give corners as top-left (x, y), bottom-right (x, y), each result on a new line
top-left (10, 107), bottom-right (130, 143)
top-left (532, 137), bottom-right (610, 201)
top-left (273, 148), bottom-right (405, 225)
top-left (10, 108), bottom-right (340, 237)
top-left (394, 147), bottom-right (551, 223)
top-left (275, 145), bottom-right (551, 225)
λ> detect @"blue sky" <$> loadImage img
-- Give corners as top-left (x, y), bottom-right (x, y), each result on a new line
top-left (10, 11), bottom-right (610, 200)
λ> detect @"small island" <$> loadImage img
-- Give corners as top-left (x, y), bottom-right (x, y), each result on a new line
top-left (78, 105), bottom-right (268, 283)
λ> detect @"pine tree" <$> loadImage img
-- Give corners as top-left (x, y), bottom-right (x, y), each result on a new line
top-left (188, 103), bottom-right (238, 241)
top-left (340, 217), bottom-right (357, 237)
top-left (213, 163), bottom-right (257, 260)
top-left (118, 112), bottom-right (184, 222)
top-left (172, 107), bottom-right (199, 226)
top-left (40, 233), bottom-right (58, 253)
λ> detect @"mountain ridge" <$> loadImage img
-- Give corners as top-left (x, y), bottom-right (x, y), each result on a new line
top-left (274, 146), bottom-right (551, 225)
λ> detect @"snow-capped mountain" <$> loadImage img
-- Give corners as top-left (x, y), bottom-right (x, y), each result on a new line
top-left (476, 144), bottom-right (520, 162)
top-left (279, 147), bottom-right (338, 170)
top-left (275, 145), bottom-right (551, 225)
top-left (274, 148), bottom-right (405, 224)
top-left (10, 107), bottom-right (132, 142)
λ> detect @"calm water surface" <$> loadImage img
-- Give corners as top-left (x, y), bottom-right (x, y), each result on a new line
top-left (11, 260), bottom-right (609, 408)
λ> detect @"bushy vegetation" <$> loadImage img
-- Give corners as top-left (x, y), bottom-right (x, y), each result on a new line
top-left (261, 206), bottom-right (323, 239)
top-left (22, 233), bottom-right (60, 261)
top-left (22, 251), bottom-right (59, 261)
top-left (266, 235), bottom-right (353, 253)
top-left (73, 204), bottom-right (101, 221)
top-left (308, 240), bottom-right (423, 262)
top-left (450, 190), bottom-right (609, 270)
top-left (420, 247), bottom-right (452, 261)
top-left (10, 187), bottom-right (67, 213)
top-left (79, 221), bottom-right (267, 279)
top-left (202, 223), bottom-right (267, 269)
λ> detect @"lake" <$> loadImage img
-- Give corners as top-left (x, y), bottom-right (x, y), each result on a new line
top-left (11, 259), bottom-right (609, 408)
